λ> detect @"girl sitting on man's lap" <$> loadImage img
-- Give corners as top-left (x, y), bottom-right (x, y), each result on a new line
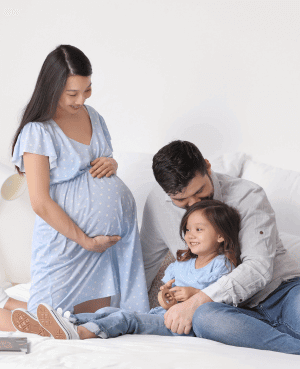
top-left (12, 199), bottom-right (241, 339)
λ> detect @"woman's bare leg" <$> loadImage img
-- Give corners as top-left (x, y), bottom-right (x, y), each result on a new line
top-left (0, 298), bottom-right (27, 331)
top-left (0, 309), bottom-right (16, 331)
top-left (73, 297), bottom-right (111, 314)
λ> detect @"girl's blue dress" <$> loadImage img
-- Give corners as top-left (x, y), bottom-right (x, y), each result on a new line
top-left (12, 105), bottom-right (149, 314)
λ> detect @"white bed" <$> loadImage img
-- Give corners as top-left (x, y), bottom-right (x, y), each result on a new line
top-left (1, 152), bottom-right (300, 368)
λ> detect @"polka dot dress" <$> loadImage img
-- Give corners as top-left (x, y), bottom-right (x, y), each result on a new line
top-left (12, 105), bottom-right (149, 314)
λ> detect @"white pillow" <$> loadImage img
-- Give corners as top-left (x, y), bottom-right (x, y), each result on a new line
top-left (5, 282), bottom-right (30, 302)
top-left (113, 152), bottom-right (156, 226)
top-left (241, 159), bottom-right (300, 237)
top-left (209, 152), bottom-right (247, 177)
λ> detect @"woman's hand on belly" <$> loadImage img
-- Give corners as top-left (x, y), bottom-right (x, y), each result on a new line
top-left (83, 235), bottom-right (122, 253)
top-left (90, 157), bottom-right (118, 178)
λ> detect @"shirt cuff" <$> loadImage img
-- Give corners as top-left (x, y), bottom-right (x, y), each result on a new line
top-left (202, 281), bottom-right (232, 305)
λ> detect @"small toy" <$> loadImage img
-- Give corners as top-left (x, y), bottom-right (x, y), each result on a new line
top-left (157, 287), bottom-right (177, 310)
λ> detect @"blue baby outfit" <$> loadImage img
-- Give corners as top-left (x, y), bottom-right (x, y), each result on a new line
top-left (149, 254), bottom-right (233, 316)
top-left (162, 254), bottom-right (232, 289)
top-left (71, 254), bottom-right (234, 338)
top-left (12, 105), bottom-right (149, 314)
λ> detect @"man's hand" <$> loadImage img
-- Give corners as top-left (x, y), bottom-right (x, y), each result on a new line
top-left (169, 286), bottom-right (200, 302)
top-left (164, 290), bottom-right (213, 334)
top-left (90, 157), bottom-right (118, 178)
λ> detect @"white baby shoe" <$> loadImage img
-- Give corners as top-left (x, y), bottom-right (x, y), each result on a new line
top-left (11, 308), bottom-right (51, 337)
top-left (37, 303), bottom-right (80, 340)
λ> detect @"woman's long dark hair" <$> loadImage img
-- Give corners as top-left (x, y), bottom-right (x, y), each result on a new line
top-left (178, 200), bottom-right (241, 268)
top-left (11, 45), bottom-right (92, 174)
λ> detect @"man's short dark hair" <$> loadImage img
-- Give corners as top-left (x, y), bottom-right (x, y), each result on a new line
top-left (152, 140), bottom-right (208, 195)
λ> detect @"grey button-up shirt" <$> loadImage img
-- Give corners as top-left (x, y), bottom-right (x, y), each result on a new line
top-left (140, 171), bottom-right (300, 307)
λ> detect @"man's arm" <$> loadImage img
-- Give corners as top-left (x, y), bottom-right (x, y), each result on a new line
top-left (140, 190), bottom-right (170, 291)
top-left (202, 183), bottom-right (278, 306)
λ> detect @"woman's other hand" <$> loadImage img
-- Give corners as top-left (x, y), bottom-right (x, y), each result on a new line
top-left (90, 157), bottom-right (118, 178)
top-left (84, 235), bottom-right (121, 253)
top-left (169, 286), bottom-right (200, 302)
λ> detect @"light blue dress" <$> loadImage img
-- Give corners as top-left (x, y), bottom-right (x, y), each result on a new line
top-left (12, 105), bottom-right (149, 314)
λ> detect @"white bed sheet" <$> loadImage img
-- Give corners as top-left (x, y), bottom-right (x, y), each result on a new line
top-left (0, 330), bottom-right (298, 369)
top-left (1, 284), bottom-right (299, 369)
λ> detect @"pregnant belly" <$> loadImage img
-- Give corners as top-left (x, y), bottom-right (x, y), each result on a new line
top-left (50, 171), bottom-right (135, 237)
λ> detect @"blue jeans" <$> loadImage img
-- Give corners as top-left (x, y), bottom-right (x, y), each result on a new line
top-left (71, 306), bottom-right (195, 338)
top-left (192, 277), bottom-right (300, 355)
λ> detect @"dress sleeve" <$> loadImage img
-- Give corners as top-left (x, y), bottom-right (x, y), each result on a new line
top-left (12, 122), bottom-right (58, 172)
top-left (162, 262), bottom-right (176, 284)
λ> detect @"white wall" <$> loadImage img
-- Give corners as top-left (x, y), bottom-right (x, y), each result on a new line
top-left (0, 0), bottom-right (299, 282)
top-left (1, 0), bottom-right (300, 169)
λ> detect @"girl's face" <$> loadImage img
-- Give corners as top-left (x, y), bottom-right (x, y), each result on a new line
top-left (184, 210), bottom-right (224, 258)
top-left (56, 75), bottom-right (92, 116)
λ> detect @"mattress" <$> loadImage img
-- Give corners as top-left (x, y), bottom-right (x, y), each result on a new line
top-left (0, 284), bottom-right (298, 369)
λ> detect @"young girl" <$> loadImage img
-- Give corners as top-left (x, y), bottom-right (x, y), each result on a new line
top-left (12, 200), bottom-right (241, 339)
top-left (9, 45), bottom-right (149, 333)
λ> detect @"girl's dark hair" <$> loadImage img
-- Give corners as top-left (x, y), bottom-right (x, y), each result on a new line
top-left (178, 200), bottom-right (241, 268)
top-left (11, 45), bottom-right (92, 174)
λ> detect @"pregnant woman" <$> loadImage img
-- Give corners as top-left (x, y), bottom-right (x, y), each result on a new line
top-left (11, 45), bottom-right (149, 322)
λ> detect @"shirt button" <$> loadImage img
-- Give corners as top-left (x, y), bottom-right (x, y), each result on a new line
top-left (239, 299), bottom-right (243, 302)
top-left (260, 231), bottom-right (264, 234)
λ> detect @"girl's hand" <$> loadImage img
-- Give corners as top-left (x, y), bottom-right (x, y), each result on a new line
top-left (84, 235), bottom-right (121, 253)
top-left (169, 286), bottom-right (200, 302)
top-left (90, 157), bottom-right (118, 178)
top-left (160, 279), bottom-right (175, 291)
